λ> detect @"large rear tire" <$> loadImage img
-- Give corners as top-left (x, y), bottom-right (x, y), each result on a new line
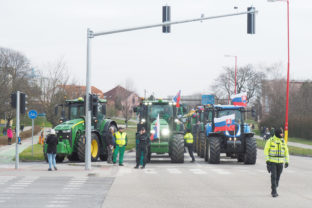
top-left (67, 152), bottom-right (79, 161)
top-left (198, 132), bottom-right (205, 158)
top-left (237, 153), bottom-right (244, 162)
top-left (170, 134), bottom-right (184, 163)
top-left (77, 133), bottom-right (100, 162)
top-left (192, 125), bottom-right (198, 153)
top-left (244, 137), bottom-right (257, 164)
top-left (207, 137), bottom-right (221, 164)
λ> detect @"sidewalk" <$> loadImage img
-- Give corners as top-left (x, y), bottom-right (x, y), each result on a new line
top-left (255, 135), bottom-right (312, 150)
top-left (0, 130), bottom-right (40, 164)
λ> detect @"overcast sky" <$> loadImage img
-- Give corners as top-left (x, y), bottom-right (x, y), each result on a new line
top-left (1, 0), bottom-right (311, 97)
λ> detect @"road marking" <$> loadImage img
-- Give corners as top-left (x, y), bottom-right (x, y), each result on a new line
top-left (189, 169), bottom-right (207, 175)
top-left (46, 205), bottom-right (68, 208)
top-left (144, 168), bottom-right (157, 174)
top-left (167, 168), bottom-right (182, 174)
top-left (211, 169), bottom-right (231, 175)
top-left (49, 201), bottom-right (70, 204)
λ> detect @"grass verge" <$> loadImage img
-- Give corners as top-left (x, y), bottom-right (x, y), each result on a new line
top-left (256, 139), bottom-right (312, 157)
top-left (287, 137), bottom-right (312, 146)
top-left (125, 127), bottom-right (137, 151)
top-left (113, 118), bottom-right (137, 126)
top-left (19, 144), bottom-right (44, 162)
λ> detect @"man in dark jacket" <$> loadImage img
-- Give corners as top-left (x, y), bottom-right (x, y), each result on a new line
top-left (46, 129), bottom-right (58, 171)
top-left (106, 127), bottom-right (115, 164)
top-left (135, 127), bottom-right (150, 169)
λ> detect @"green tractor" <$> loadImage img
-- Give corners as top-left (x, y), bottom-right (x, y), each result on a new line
top-left (134, 99), bottom-right (186, 163)
top-left (44, 95), bottom-right (117, 162)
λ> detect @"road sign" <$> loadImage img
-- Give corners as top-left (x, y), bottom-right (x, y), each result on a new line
top-left (28, 110), bottom-right (38, 119)
top-left (202, 95), bottom-right (214, 105)
top-left (38, 113), bottom-right (46, 117)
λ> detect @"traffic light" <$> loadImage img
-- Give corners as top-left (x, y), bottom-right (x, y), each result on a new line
top-left (162, 5), bottom-right (171, 33)
top-left (11, 93), bottom-right (17, 108)
top-left (89, 94), bottom-right (98, 111)
top-left (20, 93), bottom-right (27, 114)
top-left (247, 7), bottom-right (255, 34)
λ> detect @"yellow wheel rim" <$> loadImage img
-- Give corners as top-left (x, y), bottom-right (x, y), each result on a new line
top-left (91, 139), bottom-right (99, 158)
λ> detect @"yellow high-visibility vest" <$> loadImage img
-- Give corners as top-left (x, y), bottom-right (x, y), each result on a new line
top-left (115, 132), bottom-right (127, 146)
top-left (184, 133), bottom-right (194, 144)
top-left (264, 135), bottom-right (289, 163)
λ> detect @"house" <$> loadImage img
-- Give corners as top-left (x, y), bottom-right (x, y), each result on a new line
top-left (58, 85), bottom-right (104, 99)
top-left (103, 85), bottom-right (140, 112)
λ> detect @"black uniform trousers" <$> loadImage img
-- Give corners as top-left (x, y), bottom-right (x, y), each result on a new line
top-left (270, 163), bottom-right (283, 193)
top-left (186, 143), bottom-right (195, 161)
top-left (136, 145), bottom-right (147, 167)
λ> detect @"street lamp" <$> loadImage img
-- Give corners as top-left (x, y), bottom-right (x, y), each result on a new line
top-left (268, 0), bottom-right (290, 143)
top-left (225, 55), bottom-right (238, 94)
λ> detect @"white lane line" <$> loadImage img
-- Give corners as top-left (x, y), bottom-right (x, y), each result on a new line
top-left (55, 195), bottom-right (76, 197)
top-left (211, 168), bottom-right (231, 175)
top-left (189, 169), bottom-right (207, 175)
top-left (167, 168), bottom-right (182, 174)
top-left (144, 168), bottom-right (157, 174)
top-left (49, 201), bottom-right (70, 204)
top-left (46, 205), bottom-right (68, 208)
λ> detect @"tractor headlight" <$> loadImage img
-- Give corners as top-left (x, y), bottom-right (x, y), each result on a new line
top-left (161, 129), bottom-right (170, 136)
top-left (148, 102), bottom-right (152, 105)
top-left (141, 119), bottom-right (146, 124)
top-left (55, 130), bottom-right (59, 134)
top-left (174, 119), bottom-right (181, 124)
top-left (63, 130), bottom-right (71, 133)
top-left (150, 130), bottom-right (155, 134)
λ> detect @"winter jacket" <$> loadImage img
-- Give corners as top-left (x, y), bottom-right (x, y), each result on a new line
top-left (46, 134), bottom-right (58, 154)
top-left (7, 128), bottom-right (13, 138)
top-left (106, 133), bottom-right (115, 146)
top-left (137, 133), bottom-right (150, 149)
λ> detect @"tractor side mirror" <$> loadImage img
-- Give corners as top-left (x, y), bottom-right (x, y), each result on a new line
top-left (54, 106), bottom-right (58, 116)
top-left (102, 105), bottom-right (106, 115)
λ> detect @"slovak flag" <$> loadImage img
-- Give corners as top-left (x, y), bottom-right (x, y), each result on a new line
top-left (150, 114), bottom-right (160, 141)
top-left (214, 114), bottom-right (235, 132)
top-left (173, 90), bottom-right (181, 107)
top-left (231, 93), bottom-right (247, 107)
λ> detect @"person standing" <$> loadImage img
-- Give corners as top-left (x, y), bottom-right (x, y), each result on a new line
top-left (184, 129), bottom-right (195, 162)
top-left (135, 127), bottom-right (149, 169)
top-left (264, 128), bottom-right (289, 197)
top-left (46, 129), bottom-right (58, 171)
top-left (7, 126), bottom-right (13, 145)
top-left (113, 127), bottom-right (128, 166)
top-left (106, 127), bottom-right (115, 164)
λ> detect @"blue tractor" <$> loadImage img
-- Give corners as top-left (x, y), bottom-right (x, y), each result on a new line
top-left (203, 105), bottom-right (257, 164)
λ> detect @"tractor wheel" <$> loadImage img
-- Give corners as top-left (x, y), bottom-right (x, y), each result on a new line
top-left (244, 137), bottom-right (257, 164)
top-left (77, 134), bottom-right (85, 162)
top-left (90, 134), bottom-right (100, 162)
top-left (198, 132), bottom-right (205, 158)
top-left (67, 152), bottom-right (79, 161)
top-left (170, 134), bottom-right (184, 163)
top-left (77, 133), bottom-right (100, 162)
top-left (207, 137), bottom-right (221, 164)
top-left (237, 153), bottom-right (245, 162)
top-left (204, 138), bottom-right (208, 162)
top-left (192, 125), bottom-right (198, 153)
top-left (56, 155), bottom-right (65, 163)
top-left (99, 153), bottom-right (108, 161)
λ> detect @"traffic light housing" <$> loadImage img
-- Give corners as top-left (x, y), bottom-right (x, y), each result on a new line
top-left (88, 94), bottom-right (98, 111)
top-left (11, 93), bottom-right (17, 108)
top-left (247, 7), bottom-right (255, 34)
top-left (20, 93), bottom-right (27, 114)
top-left (162, 5), bottom-right (171, 33)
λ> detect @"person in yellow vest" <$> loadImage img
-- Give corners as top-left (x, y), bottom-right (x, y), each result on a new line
top-left (184, 129), bottom-right (195, 162)
top-left (264, 128), bottom-right (289, 197)
top-left (113, 127), bottom-right (128, 166)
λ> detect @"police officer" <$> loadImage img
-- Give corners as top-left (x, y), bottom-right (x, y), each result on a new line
top-left (264, 128), bottom-right (289, 197)
top-left (184, 129), bottom-right (195, 162)
top-left (135, 127), bottom-right (150, 169)
top-left (113, 127), bottom-right (128, 166)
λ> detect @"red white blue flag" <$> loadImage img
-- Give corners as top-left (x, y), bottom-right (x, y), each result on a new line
top-left (173, 90), bottom-right (181, 107)
top-left (231, 93), bottom-right (247, 107)
top-left (150, 114), bottom-right (160, 141)
top-left (214, 114), bottom-right (235, 132)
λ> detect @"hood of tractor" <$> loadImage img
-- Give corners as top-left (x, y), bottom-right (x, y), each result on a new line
top-left (54, 118), bottom-right (84, 131)
top-left (150, 118), bottom-right (170, 139)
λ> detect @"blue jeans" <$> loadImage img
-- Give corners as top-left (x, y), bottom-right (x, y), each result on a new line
top-left (47, 153), bottom-right (56, 169)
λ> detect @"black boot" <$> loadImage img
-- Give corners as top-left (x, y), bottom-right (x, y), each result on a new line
top-left (271, 190), bottom-right (278, 197)
top-left (134, 165), bottom-right (139, 169)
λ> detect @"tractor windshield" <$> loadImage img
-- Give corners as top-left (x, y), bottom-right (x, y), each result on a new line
top-left (217, 110), bottom-right (242, 124)
top-left (69, 104), bottom-right (85, 120)
top-left (148, 104), bottom-right (173, 122)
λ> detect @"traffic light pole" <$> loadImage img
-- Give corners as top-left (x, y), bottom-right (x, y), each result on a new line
top-left (85, 9), bottom-right (257, 170)
top-left (15, 91), bottom-right (20, 169)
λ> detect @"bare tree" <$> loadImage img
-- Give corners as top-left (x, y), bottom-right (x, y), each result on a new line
top-left (0, 47), bottom-right (37, 126)
top-left (211, 65), bottom-right (265, 104)
top-left (37, 59), bottom-right (69, 126)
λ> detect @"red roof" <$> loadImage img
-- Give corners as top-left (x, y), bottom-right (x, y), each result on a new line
top-left (59, 85), bottom-right (104, 98)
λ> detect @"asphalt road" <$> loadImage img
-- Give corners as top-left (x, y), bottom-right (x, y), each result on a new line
top-left (0, 149), bottom-right (311, 208)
